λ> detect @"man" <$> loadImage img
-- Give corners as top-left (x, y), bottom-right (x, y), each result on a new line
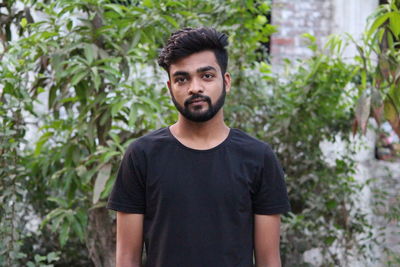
top-left (107, 27), bottom-right (290, 267)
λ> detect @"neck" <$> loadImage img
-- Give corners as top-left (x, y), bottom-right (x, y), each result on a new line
top-left (170, 109), bottom-right (229, 142)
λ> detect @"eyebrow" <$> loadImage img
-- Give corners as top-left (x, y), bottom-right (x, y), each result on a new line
top-left (172, 71), bottom-right (189, 77)
top-left (172, 66), bottom-right (217, 77)
top-left (196, 66), bottom-right (217, 73)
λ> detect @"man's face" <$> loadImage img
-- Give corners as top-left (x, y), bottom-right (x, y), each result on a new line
top-left (167, 50), bottom-right (231, 122)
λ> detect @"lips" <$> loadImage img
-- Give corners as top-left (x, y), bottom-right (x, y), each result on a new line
top-left (189, 98), bottom-right (207, 104)
top-left (190, 99), bottom-right (205, 104)
top-left (184, 94), bottom-right (211, 107)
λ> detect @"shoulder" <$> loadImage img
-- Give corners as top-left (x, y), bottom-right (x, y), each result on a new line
top-left (125, 127), bottom-right (171, 156)
top-left (229, 128), bottom-right (274, 156)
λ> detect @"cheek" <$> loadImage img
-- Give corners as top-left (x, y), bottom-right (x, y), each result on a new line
top-left (211, 86), bottom-right (223, 98)
top-left (170, 88), bottom-right (187, 102)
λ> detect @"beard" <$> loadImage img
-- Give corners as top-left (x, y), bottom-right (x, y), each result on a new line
top-left (170, 83), bottom-right (226, 122)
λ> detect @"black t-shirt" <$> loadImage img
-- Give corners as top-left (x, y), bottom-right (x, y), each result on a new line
top-left (107, 127), bottom-right (290, 267)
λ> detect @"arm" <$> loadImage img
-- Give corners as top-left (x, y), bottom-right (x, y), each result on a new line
top-left (116, 212), bottom-right (144, 267)
top-left (254, 214), bottom-right (282, 267)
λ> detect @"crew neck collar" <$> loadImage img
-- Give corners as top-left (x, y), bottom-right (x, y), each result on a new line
top-left (166, 126), bottom-right (232, 153)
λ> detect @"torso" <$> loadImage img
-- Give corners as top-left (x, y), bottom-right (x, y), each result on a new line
top-left (136, 127), bottom-right (266, 267)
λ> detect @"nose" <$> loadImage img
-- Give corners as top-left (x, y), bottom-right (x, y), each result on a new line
top-left (188, 77), bottom-right (204, 95)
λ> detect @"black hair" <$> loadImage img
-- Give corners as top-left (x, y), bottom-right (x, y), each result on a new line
top-left (158, 27), bottom-right (229, 74)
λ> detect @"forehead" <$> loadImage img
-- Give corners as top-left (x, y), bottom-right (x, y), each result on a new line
top-left (169, 50), bottom-right (220, 75)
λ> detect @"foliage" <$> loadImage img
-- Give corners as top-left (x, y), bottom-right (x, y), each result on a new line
top-left (275, 40), bottom-right (376, 266)
top-left (353, 0), bottom-right (400, 137)
top-left (0, 0), bottom-right (394, 266)
top-left (1, 0), bottom-right (275, 265)
top-left (370, 165), bottom-right (400, 266)
top-left (225, 33), bottom-right (378, 265)
top-left (0, 1), bottom-right (42, 265)
top-left (0, 59), bottom-right (31, 265)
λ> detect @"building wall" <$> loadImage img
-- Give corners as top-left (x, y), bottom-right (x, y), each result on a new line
top-left (270, 0), bottom-right (378, 67)
top-left (332, 0), bottom-right (378, 58)
top-left (270, 0), bottom-right (333, 67)
top-left (270, 1), bottom-right (400, 265)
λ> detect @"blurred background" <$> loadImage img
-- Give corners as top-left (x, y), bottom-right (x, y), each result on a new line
top-left (1, 0), bottom-right (399, 266)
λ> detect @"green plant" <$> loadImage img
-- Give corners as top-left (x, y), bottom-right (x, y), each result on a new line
top-left (26, 252), bottom-right (60, 267)
top-left (1, 0), bottom-right (393, 266)
top-left (225, 34), bottom-right (378, 265)
top-left (353, 0), bottom-right (400, 137)
top-left (0, 1), bottom-right (42, 265)
top-left (1, 0), bottom-right (275, 265)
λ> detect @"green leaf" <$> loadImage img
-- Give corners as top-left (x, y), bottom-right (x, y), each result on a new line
top-left (16, 252), bottom-right (27, 259)
top-left (93, 163), bottom-right (112, 204)
top-left (60, 96), bottom-right (79, 104)
top-left (76, 165), bottom-right (87, 178)
top-left (384, 97), bottom-right (400, 135)
top-left (389, 12), bottom-right (400, 37)
top-left (34, 254), bottom-right (46, 263)
top-left (75, 209), bottom-right (88, 229)
top-left (139, 96), bottom-right (160, 111)
top-left (59, 221), bottom-right (70, 247)
top-left (91, 67), bottom-right (101, 90)
top-left (97, 66), bottom-right (122, 77)
top-left (259, 2), bottom-right (270, 13)
top-left (68, 214), bottom-right (85, 242)
top-left (103, 150), bottom-right (120, 162)
top-left (84, 44), bottom-right (95, 64)
top-left (104, 4), bottom-right (126, 16)
top-left (67, 19), bottom-right (73, 31)
top-left (99, 109), bottom-right (111, 126)
top-left (111, 99), bottom-right (128, 116)
top-left (367, 12), bottom-right (395, 38)
top-left (41, 208), bottom-right (64, 228)
top-left (302, 33), bottom-right (317, 51)
top-left (47, 252), bottom-right (60, 263)
top-left (71, 70), bottom-right (88, 86)
top-left (48, 197), bottom-right (69, 208)
top-left (324, 236), bottom-right (336, 246)
top-left (131, 30), bottom-right (142, 49)
top-left (246, 0), bottom-right (255, 11)
top-left (143, 0), bottom-right (153, 8)
top-left (48, 85), bottom-right (57, 108)
top-left (20, 18), bottom-right (28, 28)
top-left (326, 199), bottom-right (338, 210)
top-left (40, 31), bottom-right (58, 39)
top-left (83, 167), bottom-right (98, 184)
top-left (128, 104), bottom-right (138, 128)
top-left (162, 15), bottom-right (179, 28)
top-left (35, 132), bottom-right (54, 156)
top-left (255, 15), bottom-right (267, 25)
top-left (51, 213), bottom-right (66, 233)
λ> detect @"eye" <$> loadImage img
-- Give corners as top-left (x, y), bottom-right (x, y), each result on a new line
top-left (175, 77), bottom-right (188, 84)
top-left (202, 73), bottom-right (214, 79)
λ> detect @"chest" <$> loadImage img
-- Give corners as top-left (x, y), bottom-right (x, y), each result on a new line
top-left (144, 147), bottom-right (259, 216)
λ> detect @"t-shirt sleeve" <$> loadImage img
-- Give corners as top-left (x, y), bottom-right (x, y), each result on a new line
top-left (252, 144), bottom-right (291, 215)
top-left (106, 143), bottom-right (146, 214)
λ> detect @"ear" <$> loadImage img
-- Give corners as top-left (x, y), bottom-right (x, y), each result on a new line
top-left (224, 72), bottom-right (231, 94)
top-left (167, 80), bottom-right (172, 92)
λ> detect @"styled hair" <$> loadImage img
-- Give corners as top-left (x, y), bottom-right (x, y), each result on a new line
top-left (158, 27), bottom-right (229, 74)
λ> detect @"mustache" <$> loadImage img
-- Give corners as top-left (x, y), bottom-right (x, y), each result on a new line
top-left (184, 94), bottom-right (211, 107)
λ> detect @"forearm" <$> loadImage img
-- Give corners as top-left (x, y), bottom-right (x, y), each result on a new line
top-left (116, 212), bottom-right (144, 267)
top-left (116, 254), bottom-right (142, 267)
top-left (254, 214), bottom-right (282, 267)
top-left (116, 243), bottom-right (143, 267)
top-left (255, 255), bottom-right (281, 267)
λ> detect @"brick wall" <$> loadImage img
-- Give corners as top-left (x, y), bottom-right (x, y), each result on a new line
top-left (270, 1), bottom-right (400, 265)
top-left (270, 0), bottom-right (378, 68)
top-left (270, 0), bottom-right (333, 68)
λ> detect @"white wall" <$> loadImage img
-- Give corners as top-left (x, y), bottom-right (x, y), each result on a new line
top-left (332, 0), bottom-right (378, 58)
